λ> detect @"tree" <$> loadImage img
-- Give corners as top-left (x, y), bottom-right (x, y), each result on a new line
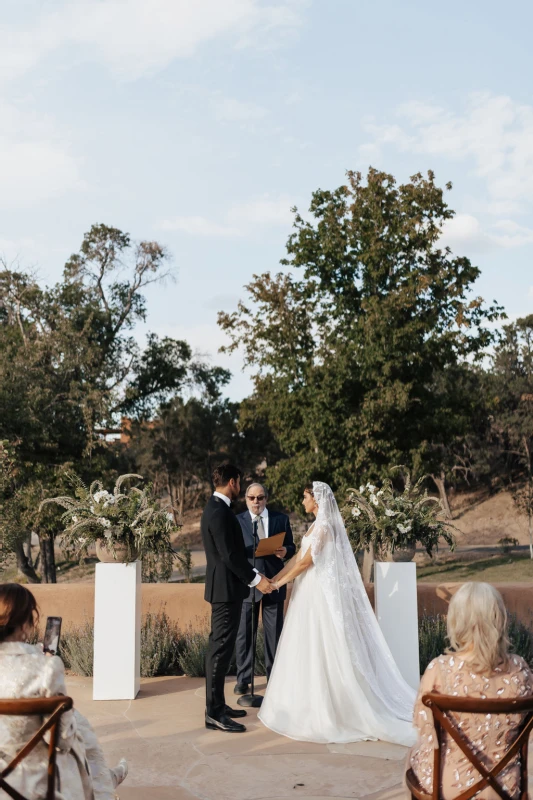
top-left (219, 169), bottom-right (502, 510)
top-left (489, 315), bottom-right (533, 557)
top-left (0, 224), bottom-right (190, 581)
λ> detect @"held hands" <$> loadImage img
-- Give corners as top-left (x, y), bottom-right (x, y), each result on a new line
top-left (257, 574), bottom-right (276, 594)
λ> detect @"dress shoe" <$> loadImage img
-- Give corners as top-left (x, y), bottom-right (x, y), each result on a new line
top-left (225, 705), bottom-right (247, 718)
top-left (234, 682), bottom-right (249, 695)
top-left (205, 713), bottom-right (246, 733)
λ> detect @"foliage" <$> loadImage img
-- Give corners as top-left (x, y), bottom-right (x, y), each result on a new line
top-left (508, 613), bottom-right (533, 666)
top-left (61, 621), bottom-right (94, 676)
top-left (498, 536), bottom-right (519, 554)
top-left (341, 468), bottom-right (456, 557)
top-left (174, 544), bottom-right (193, 582)
top-left (40, 473), bottom-right (179, 566)
top-left (219, 169), bottom-right (502, 510)
top-left (419, 613), bottom-right (448, 673)
top-left (177, 624), bottom-right (211, 678)
top-left (140, 611), bottom-right (182, 676)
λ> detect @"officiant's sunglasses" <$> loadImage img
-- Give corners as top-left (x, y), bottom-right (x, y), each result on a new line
top-left (247, 494), bottom-right (266, 501)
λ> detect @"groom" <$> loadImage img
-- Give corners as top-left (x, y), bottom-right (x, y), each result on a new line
top-left (201, 463), bottom-right (273, 733)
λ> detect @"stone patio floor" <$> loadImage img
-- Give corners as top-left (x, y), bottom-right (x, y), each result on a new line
top-left (66, 675), bottom-right (413, 800)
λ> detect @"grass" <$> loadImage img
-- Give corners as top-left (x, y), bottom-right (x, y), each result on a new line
top-left (417, 552), bottom-right (533, 583)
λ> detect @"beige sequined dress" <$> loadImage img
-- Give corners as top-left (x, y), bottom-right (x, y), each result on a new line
top-left (409, 653), bottom-right (533, 800)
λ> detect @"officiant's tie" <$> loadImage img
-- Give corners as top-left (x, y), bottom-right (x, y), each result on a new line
top-left (254, 516), bottom-right (266, 539)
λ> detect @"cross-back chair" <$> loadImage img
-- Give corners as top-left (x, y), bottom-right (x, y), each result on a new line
top-left (0, 696), bottom-right (73, 800)
top-left (405, 692), bottom-right (533, 800)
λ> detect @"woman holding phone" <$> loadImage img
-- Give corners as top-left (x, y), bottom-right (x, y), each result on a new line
top-left (0, 583), bottom-right (128, 800)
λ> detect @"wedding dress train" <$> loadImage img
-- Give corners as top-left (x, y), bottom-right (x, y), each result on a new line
top-left (258, 482), bottom-right (417, 745)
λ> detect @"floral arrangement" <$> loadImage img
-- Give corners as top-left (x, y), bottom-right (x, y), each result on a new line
top-left (41, 473), bottom-right (179, 565)
top-left (341, 468), bottom-right (456, 558)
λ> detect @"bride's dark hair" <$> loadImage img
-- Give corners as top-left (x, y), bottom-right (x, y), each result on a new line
top-left (304, 482), bottom-right (315, 496)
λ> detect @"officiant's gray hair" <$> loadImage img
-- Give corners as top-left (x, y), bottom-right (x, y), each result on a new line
top-left (245, 482), bottom-right (269, 499)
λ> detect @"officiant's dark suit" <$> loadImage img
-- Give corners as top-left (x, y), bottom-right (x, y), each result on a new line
top-left (235, 501), bottom-right (295, 691)
top-left (201, 466), bottom-right (267, 732)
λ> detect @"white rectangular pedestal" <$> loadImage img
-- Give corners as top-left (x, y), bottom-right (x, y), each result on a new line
top-left (375, 562), bottom-right (420, 690)
top-left (93, 561), bottom-right (141, 700)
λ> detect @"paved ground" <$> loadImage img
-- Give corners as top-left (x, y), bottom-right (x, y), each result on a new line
top-left (67, 675), bottom-right (411, 800)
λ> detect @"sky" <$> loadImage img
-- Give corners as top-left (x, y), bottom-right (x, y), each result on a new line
top-left (1, 0), bottom-right (533, 400)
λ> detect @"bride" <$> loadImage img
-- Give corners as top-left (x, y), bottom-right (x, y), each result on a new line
top-left (258, 481), bottom-right (417, 745)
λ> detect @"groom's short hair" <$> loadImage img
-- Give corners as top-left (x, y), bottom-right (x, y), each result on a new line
top-left (212, 463), bottom-right (242, 488)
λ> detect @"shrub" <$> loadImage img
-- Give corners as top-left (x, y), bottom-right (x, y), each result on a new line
top-left (498, 536), bottom-right (519, 554)
top-left (62, 621), bottom-right (94, 676)
top-left (508, 613), bottom-right (533, 665)
top-left (178, 626), bottom-right (209, 677)
top-left (419, 613), bottom-right (448, 673)
top-left (141, 611), bottom-right (181, 676)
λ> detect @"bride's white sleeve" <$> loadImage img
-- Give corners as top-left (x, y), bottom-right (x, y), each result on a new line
top-left (308, 520), bottom-right (335, 564)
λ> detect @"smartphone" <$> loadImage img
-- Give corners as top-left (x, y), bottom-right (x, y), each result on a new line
top-left (43, 616), bottom-right (62, 655)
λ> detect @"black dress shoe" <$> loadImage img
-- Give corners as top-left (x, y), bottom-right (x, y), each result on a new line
top-left (225, 705), bottom-right (247, 718)
top-left (205, 713), bottom-right (246, 733)
top-left (234, 682), bottom-right (249, 695)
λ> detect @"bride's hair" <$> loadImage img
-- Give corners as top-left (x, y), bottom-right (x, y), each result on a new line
top-left (446, 582), bottom-right (510, 673)
top-left (304, 482), bottom-right (314, 496)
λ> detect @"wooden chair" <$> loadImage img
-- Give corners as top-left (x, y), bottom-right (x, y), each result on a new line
top-left (0, 696), bottom-right (73, 800)
top-left (405, 692), bottom-right (533, 800)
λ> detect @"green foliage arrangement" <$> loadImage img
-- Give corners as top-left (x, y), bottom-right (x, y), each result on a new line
top-left (341, 469), bottom-right (456, 558)
top-left (40, 473), bottom-right (179, 567)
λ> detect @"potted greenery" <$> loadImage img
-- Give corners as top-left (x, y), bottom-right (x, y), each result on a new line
top-left (41, 473), bottom-right (179, 568)
top-left (341, 468), bottom-right (456, 563)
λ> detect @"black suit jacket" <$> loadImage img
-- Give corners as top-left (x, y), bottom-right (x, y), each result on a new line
top-left (202, 495), bottom-right (256, 604)
top-left (237, 509), bottom-right (295, 605)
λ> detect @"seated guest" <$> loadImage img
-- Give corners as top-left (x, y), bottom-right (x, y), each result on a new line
top-left (0, 583), bottom-right (128, 800)
top-left (409, 582), bottom-right (533, 800)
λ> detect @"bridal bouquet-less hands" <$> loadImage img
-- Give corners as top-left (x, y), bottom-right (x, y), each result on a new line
top-left (40, 473), bottom-right (180, 565)
top-left (341, 468), bottom-right (456, 559)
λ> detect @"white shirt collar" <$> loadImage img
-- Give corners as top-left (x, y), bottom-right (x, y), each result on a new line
top-left (249, 507), bottom-right (268, 521)
top-left (213, 491), bottom-right (231, 507)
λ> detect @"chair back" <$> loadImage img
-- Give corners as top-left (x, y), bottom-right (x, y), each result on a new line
top-left (0, 696), bottom-right (73, 800)
top-left (406, 692), bottom-right (533, 800)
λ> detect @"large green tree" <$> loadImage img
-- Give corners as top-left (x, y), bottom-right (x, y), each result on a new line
top-left (0, 224), bottom-right (196, 581)
top-left (219, 169), bottom-right (502, 509)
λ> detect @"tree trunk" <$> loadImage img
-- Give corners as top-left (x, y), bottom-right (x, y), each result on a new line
top-left (431, 472), bottom-right (453, 519)
top-left (39, 535), bottom-right (57, 583)
top-left (362, 543), bottom-right (374, 584)
top-left (179, 474), bottom-right (185, 517)
top-left (14, 540), bottom-right (41, 583)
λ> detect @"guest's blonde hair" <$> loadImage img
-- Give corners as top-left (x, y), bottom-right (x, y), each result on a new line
top-left (447, 582), bottom-right (510, 673)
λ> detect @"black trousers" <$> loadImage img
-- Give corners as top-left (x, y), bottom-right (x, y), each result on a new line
top-left (236, 600), bottom-right (284, 685)
top-left (205, 601), bottom-right (242, 718)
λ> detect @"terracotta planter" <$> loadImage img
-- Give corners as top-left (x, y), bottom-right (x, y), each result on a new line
top-left (388, 542), bottom-right (416, 563)
top-left (96, 538), bottom-right (138, 563)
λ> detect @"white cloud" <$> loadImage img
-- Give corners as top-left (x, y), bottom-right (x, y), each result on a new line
top-left (0, 100), bottom-right (83, 209)
top-left (157, 193), bottom-right (296, 237)
top-left (157, 216), bottom-right (242, 238)
top-left (212, 96), bottom-right (268, 123)
top-left (0, 0), bottom-right (303, 83)
top-left (441, 213), bottom-right (533, 253)
top-left (361, 93), bottom-right (533, 216)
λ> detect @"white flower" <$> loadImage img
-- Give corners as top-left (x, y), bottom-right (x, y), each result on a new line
top-left (385, 509), bottom-right (397, 517)
top-left (72, 515), bottom-right (79, 524)
top-left (94, 490), bottom-right (113, 504)
top-left (103, 529), bottom-right (113, 540)
top-left (366, 483), bottom-right (376, 493)
top-left (98, 517), bottom-right (111, 528)
top-left (351, 507), bottom-right (361, 517)
top-left (77, 536), bottom-right (87, 544)
top-left (359, 485), bottom-right (365, 494)
top-left (377, 490), bottom-right (384, 497)
top-left (90, 505), bottom-right (95, 513)
top-left (103, 496), bottom-right (116, 507)
top-left (370, 495), bottom-right (379, 506)
top-left (397, 522), bottom-right (412, 534)
top-left (166, 512), bottom-right (174, 523)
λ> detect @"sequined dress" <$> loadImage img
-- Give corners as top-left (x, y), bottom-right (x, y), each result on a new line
top-left (410, 653), bottom-right (533, 800)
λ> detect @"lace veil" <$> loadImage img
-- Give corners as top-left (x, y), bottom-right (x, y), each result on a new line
top-left (308, 481), bottom-right (416, 721)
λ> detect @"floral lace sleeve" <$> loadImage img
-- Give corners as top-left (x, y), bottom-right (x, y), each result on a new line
top-left (308, 519), bottom-right (334, 563)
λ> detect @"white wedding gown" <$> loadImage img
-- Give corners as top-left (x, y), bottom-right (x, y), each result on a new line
top-left (258, 482), bottom-right (417, 746)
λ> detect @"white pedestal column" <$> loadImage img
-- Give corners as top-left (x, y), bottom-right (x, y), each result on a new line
top-left (93, 561), bottom-right (141, 700)
top-left (374, 562), bottom-right (420, 690)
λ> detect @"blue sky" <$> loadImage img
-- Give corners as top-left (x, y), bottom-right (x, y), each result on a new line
top-left (2, 0), bottom-right (532, 399)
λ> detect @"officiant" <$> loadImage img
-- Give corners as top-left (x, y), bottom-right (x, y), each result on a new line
top-left (234, 483), bottom-right (295, 695)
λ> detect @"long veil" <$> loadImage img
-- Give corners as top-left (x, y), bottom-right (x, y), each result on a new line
top-left (308, 481), bottom-right (416, 721)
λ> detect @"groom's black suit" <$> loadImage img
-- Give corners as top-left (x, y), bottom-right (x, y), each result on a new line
top-left (201, 494), bottom-right (256, 718)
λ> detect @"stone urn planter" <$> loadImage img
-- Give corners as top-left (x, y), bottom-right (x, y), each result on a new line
top-left (96, 538), bottom-right (138, 563)
top-left (387, 541), bottom-right (416, 562)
